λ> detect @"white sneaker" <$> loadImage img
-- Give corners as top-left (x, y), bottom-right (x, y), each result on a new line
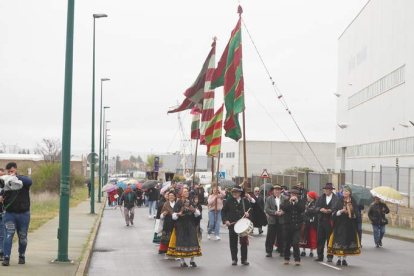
top-left (216, 236), bottom-right (221, 241)
top-left (149, 215), bottom-right (152, 218)
top-left (207, 234), bottom-right (211, 239)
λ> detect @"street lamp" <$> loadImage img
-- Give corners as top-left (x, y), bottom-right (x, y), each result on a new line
top-left (98, 79), bottom-right (110, 203)
top-left (104, 120), bottom-right (111, 184)
top-left (90, 13), bottom-right (107, 214)
top-left (56, 0), bottom-right (75, 263)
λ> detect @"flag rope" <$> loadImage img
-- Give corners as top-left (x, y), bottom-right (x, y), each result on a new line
top-left (242, 18), bottom-right (327, 174)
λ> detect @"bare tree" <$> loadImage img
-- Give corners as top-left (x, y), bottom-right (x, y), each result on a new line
top-left (35, 138), bottom-right (62, 164)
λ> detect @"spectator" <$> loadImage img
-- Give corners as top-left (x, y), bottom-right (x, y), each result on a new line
top-left (147, 187), bottom-right (159, 218)
top-left (0, 168), bottom-right (6, 262)
top-left (0, 162), bottom-right (32, 266)
top-left (119, 184), bottom-right (138, 226)
top-left (368, 196), bottom-right (390, 248)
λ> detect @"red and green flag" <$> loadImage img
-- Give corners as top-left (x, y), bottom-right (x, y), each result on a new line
top-left (205, 104), bottom-right (224, 157)
top-left (168, 42), bottom-right (217, 114)
top-left (190, 106), bottom-right (201, 140)
top-left (210, 13), bottom-right (244, 141)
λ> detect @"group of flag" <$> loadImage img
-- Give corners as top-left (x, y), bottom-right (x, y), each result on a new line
top-left (168, 6), bottom-right (245, 159)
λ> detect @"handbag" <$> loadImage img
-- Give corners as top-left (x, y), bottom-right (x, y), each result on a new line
top-left (381, 218), bottom-right (388, 225)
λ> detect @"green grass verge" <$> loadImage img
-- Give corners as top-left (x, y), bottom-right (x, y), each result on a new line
top-left (29, 187), bottom-right (89, 232)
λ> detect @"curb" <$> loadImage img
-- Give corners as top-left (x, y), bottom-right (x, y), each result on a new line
top-left (75, 197), bottom-right (106, 276)
top-left (362, 229), bottom-right (414, 243)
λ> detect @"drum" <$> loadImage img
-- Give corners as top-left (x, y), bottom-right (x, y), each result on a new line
top-left (234, 218), bottom-right (254, 237)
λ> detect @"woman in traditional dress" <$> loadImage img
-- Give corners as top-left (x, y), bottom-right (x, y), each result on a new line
top-left (327, 186), bottom-right (361, 266)
top-left (300, 191), bottom-right (318, 257)
top-left (159, 191), bottom-right (176, 256)
top-left (153, 191), bottom-right (167, 244)
top-left (167, 188), bottom-right (202, 267)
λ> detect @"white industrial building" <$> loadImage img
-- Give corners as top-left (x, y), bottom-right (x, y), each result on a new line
top-left (335, 0), bottom-right (414, 171)
top-left (219, 141), bottom-right (335, 179)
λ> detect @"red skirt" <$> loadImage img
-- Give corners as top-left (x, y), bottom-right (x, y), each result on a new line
top-left (159, 242), bottom-right (168, 253)
top-left (300, 224), bottom-right (317, 249)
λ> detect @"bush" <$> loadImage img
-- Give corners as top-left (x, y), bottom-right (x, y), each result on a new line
top-left (30, 163), bottom-right (85, 194)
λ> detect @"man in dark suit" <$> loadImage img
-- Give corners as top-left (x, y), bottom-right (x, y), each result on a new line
top-left (222, 187), bottom-right (254, 266)
top-left (264, 185), bottom-right (285, 257)
top-left (297, 182), bottom-right (309, 202)
top-left (314, 183), bottom-right (339, 262)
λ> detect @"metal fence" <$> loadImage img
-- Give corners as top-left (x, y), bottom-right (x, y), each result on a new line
top-left (340, 166), bottom-right (413, 209)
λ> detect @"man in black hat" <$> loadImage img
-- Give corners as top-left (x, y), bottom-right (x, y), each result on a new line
top-left (297, 182), bottom-right (308, 202)
top-left (222, 186), bottom-right (254, 266)
top-left (314, 183), bottom-right (338, 262)
top-left (264, 185), bottom-right (286, 257)
top-left (281, 186), bottom-right (305, 266)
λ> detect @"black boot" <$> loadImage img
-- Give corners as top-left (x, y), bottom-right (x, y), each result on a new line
top-left (18, 256), bottom-right (25, 265)
top-left (0, 253), bottom-right (4, 262)
top-left (2, 257), bottom-right (10, 266)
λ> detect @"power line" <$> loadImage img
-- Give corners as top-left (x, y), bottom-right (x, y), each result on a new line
top-left (242, 18), bottom-right (327, 173)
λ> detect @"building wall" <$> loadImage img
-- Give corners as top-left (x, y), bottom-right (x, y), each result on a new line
top-left (220, 141), bottom-right (335, 179)
top-left (336, 0), bottom-right (414, 171)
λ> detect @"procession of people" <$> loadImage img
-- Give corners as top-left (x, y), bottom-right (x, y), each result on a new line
top-left (99, 175), bottom-right (398, 270)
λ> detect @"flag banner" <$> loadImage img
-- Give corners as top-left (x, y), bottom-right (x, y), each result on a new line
top-left (210, 17), bottom-right (244, 141)
top-left (205, 104), bottom-right (224, 157)
top-left (191, 106), bottom-right (201, 140)
top-left (168, 42), bottom-right (217, 114)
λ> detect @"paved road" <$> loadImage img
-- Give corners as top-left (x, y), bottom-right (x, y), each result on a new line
top-left (88, 205), bottom-right (412, 276)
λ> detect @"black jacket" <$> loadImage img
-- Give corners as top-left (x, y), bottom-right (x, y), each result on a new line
top-left (281, 197), bottom-right (306, 229)
top-left (119, 191), bottom-right (138, 209)
top-left (1, 175), bottom-right (32, 213)
top-left (315, 193), bottom-right (339, 221)
top-left (147, 187), bottom-right (159, 201)
top-left (222, 197), bottom-right (252, 224)
top-left (368, 202), bottom-right (390, 226)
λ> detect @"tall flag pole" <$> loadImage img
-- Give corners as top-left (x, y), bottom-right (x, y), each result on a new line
top-left (211, 6), bottom-right (248, 186)
top-left (190, 106), bottom-right (200, 190)
top-left (200, 38), bottom-right (217, 145)
top-left (168, 41), bottom-right (217, 114)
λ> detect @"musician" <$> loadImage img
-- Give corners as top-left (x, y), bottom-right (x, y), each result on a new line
top-left (222, 186), bottom-right (254, 266)
top-left (314, 183), bottom-right (339, 262)
top-left (281, 186), bottom-right (306, 266)
top-left (264, 185), bottom-right (285, 257)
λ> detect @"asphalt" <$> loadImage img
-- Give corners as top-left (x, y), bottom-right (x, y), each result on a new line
top-left (88, 205), bottom-right (414, 276)
top-left (0, 197), bottom-right (103, 276)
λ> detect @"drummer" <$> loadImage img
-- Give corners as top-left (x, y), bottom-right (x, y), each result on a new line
top-left (222, 186), bottom-right (254, 266)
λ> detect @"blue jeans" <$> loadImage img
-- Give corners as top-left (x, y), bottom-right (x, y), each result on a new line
top-left (207, 210), bottom-right (222, 236)
top-left (0, 218), bottom-right (4, 254)
top-left (372, 224), bottom-right (386, 244)
top-left (148, 201), bottom-right (157, 216)
top-left (3, 211), bottom-right (31, 258)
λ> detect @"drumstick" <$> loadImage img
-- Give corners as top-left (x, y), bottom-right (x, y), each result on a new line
top-left (230, 208), bottom-right (253, 224)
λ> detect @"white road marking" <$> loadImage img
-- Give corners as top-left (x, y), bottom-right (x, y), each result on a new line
top-left (319, 262), bottom-right (342, 271)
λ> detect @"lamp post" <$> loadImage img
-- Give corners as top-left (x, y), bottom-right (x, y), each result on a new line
top-left (56, 0), bottom-right (75, 263)
top-left (98, 84), bottom-right (110, 203)
top-left (90, 13), bottom-right (107, 214)
top-left (105, 120), bottom-right (111, 184)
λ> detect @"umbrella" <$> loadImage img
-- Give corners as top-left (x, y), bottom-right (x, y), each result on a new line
top-left (102, 183), bottom-right (112, 191)
top-left (371, 186), bottom-right (403, 204)
top-left (135, 183), bottom-right (142, 189)
top-left (84, 178), bottom-right (91, 184)
top-left (127, 179), bottom-right (138, 185)
top-left (106, 185), bottom-right (118, 193)
top-left (344, 185), bottom-right (374, 205)
top-left (142, 180), bottom-right (158, 189)
top-left (185, 180), bottom-right (199, 186)
top-left (219, 179), bottom-right (237, 189)
top-left (162, 181), bottom-right (171, 188)
top-left (117, 182), bottom-right (127, 188)
top-left (160, 183), bottom-right (171, 194)
top-left (259, 183), bottom-right (274, 192)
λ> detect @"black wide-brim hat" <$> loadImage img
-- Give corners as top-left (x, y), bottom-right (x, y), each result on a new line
top-left (232, 187), bottom-right (243, 193)
top-left (323, 183), bottom-right (335, 189)
top-left (289, 186), bottom-right (302, 195)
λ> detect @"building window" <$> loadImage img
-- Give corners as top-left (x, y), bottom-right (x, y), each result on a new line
top-left (346, 136), bottom-right (414, 158)
top-left (348, 65), bottom-right (405, 109)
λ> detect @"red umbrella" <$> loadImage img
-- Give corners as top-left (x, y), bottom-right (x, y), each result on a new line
top-left (135, 183), bottom-right (142, 189)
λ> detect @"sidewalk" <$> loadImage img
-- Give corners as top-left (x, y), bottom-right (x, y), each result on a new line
top-left (0, 197), bottom-right (104, 276)
top-left (362, 222), bottom-right (414, 242)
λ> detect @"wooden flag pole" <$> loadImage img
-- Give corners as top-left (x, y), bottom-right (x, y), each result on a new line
top-left (216, 152), bottom-right (221, 183)
top-left (242, 110), bottom-right (248, 190)
top-left (192, 138), bottom-right (199, 190)
top-left (211, 156), bottom-right (215, 184)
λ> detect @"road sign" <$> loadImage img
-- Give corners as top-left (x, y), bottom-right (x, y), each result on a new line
top-left (260, 169), bottom-right (270, 178)
top-left (215, 171), bottom-right (226, 180)
top-left (87, 153), bottom-right (99, 164)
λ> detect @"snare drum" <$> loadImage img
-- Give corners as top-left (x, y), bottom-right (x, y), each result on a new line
top-left (234, 218), bottom-right (254, 237)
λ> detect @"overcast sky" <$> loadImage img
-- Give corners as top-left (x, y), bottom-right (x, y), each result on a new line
top-left (0, 0), bottom-right (367, 159)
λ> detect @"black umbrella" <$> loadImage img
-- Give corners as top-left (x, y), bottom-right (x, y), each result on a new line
top-left (142, 180), bottom-right (158, 189)
top-left (259, 183), bottom-right (273, 192)
top-left (219, 179), bottom-right (237, 189)
top-left (84, 178), bottom-right (91, 184)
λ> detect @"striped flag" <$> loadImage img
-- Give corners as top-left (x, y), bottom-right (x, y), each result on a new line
top-left (205, 104), bottom-right (224, 157)
top-left (210, 14), bottom-right (244, 141)
top-left (190, 107), bottom-right (200, 140)
top-left (199, 40), bottom-right (216, 145)
top-left (168, 42), bottom-right (217, 114)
